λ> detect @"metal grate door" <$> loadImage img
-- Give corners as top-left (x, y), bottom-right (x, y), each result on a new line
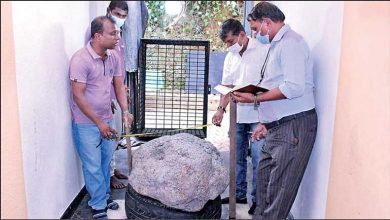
top-left (135, 39), bottom-right (210, 139)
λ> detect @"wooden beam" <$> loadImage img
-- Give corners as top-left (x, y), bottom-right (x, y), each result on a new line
top-left (126, 125), bottom-right (132, 175)
top-left (229, 101), bottom-right (237, 219)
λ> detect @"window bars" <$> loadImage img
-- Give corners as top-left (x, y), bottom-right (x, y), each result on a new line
top-left (135, 39), bottom-right (210, 139)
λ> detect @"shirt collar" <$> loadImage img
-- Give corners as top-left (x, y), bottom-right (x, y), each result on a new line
top-left (86, 40), bottom-right (112, 59)
top-left (272, 24), bottom-right (290, 42)
top-left (246, 37), bottom-right (257, 50)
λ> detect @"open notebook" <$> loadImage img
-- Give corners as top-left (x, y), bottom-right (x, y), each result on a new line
top-left (214, 84), bottom-right (269, 95)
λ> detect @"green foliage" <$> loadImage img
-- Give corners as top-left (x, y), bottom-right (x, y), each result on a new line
top-left (143, 1), bottom-right (243, 91)
top-left (145, 1), bottom-right (244, 52)
top-left (145, 1), bottom-right (165, 36)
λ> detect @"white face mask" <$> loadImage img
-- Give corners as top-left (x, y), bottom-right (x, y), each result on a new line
top-left (228, 41), bottom-right (243, 53)
top-left (111, 15), bottom-right (126, 28)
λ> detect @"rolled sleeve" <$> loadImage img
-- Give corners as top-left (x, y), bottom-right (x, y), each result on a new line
top-left (279, 39), bottom-right (306, 99)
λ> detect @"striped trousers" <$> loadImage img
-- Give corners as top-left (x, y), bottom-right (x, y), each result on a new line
top-left (254, 110), bottom-right (318, 219)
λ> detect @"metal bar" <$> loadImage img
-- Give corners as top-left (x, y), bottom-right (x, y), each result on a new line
top-left (139, 41), bottom-right (147, 133)
top-left (229, 101), bottom-right (237, 219)
top-left (156, 45), bottom-right (160, 128)
top-left (186, 46), bottom-right (190, 129)
top-left (141, 38), bottom-right (209, 46)
top-left (171, 44), bottom-right (175, 129)
top-left (179, 45), bottom-right (183, 129)
top-left (203, 42), bottom-right (210, 137)
top-left (195, 47), bottom-right (199, 130)
top-left (163, 44), bottom-right (167, 129)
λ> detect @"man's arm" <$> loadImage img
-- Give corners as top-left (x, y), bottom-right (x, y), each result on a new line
top-left (213, 53), bottom-right (235, 126)
top-left (212, 92), bottom-right (230, 126)
top-left (219, 92), bottom-right (231, 109)
top-left (113, 76), bottom-right (133, 128)
top-left (113, 76), bottom-right (127, 112)
top-left (231, 87), bottom-right (286, 103)
top-left (72, 81), bottom-right (115, 138)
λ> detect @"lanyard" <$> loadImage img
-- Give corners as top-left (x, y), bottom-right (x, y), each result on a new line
top-left (257, 46), bottom-right (271, 85)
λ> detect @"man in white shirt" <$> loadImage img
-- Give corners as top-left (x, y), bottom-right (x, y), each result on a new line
top-left (232, 2), bottom-right (318, 219)
top-left (212, 18), bottom-right (267, 215)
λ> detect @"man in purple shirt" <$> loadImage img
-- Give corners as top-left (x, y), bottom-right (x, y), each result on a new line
top-left (85, 1), bottom-right (130, 190)
top-left (69, 15), bottom-right (133, 219)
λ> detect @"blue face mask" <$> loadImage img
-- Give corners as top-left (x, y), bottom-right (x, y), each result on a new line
top-left (256, 22), bottom-right (270, 44)
top-left (111, 15), bottom-right (126, 28)
top-left (256, 32), bottom-right (270, 44)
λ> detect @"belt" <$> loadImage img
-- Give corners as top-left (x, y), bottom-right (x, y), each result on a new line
top-left (263, 108), bottom-right (316, 130)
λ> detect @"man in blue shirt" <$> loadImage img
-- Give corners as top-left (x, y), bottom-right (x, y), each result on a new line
top-left (232, 2), bottom-right (318, 219)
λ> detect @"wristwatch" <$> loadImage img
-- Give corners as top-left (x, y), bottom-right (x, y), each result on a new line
top-left (217, 106), bottom-right (226, 113)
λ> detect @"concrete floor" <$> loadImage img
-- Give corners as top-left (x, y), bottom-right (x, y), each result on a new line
top-left (70, 95), bottom-right (255, 219)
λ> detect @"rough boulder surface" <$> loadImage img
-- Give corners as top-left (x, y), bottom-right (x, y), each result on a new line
top-left (128, 133), bottom-right (228, 212)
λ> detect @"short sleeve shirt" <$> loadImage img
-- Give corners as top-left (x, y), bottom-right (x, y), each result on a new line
top-left (85, 23), bottom-right (126, 100)
top-left (69, 41), bottom-right (121, 123)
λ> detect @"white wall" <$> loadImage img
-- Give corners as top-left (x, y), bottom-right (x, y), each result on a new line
top-left (273, 1), bottom-right (344, 218)
top-left (10, 1), bottom-right (344, 218)
top-left (11, 1), bottom-right (108, 218)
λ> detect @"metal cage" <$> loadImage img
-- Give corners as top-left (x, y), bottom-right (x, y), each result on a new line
top-left (135, 39), bottom-right (210, 139)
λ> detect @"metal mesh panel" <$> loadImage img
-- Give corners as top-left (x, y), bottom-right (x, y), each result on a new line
top-left (136, 39), bottom-right (210, 139)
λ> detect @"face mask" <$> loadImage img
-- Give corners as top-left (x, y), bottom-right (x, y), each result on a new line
top-left (228, 41), bottom-right (243, 53)
top-left (256, 22), bottom-right (270, 44)
top-left (111, 15), bottom-right (126, 28)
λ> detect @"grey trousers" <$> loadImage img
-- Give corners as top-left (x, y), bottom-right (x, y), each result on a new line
top-left (254, 110), bottom-right (318, 219)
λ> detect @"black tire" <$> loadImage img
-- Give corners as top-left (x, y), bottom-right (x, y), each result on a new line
top-left (125, 184), bottom-right (222, 219)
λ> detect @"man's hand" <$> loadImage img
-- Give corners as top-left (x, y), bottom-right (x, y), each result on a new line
top-left (231, 91), bottom-right (254, 103)
top-left (250, 123), bottom-right (267, 142)
top-left (123, 111), bottom-right (134, 128)
top-left (212, 110), bottom-right (224, 127)
top-left (97, 121), bottom-right (117, 139)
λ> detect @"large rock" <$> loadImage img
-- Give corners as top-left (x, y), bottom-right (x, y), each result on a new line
top-left (128, 133), bottom-right (228, 212)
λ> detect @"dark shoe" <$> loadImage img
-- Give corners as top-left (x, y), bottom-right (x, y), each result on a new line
top-left (92, 209), bottom-right (108, 219)
top-left (107, 199), bottom-right (119, 210)
top-left (248, 202), bottom-right (256, 215)
top-left (221, 197), bottom-right (229, 204)
top-left (221, 197), bottom-right (248, 204)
